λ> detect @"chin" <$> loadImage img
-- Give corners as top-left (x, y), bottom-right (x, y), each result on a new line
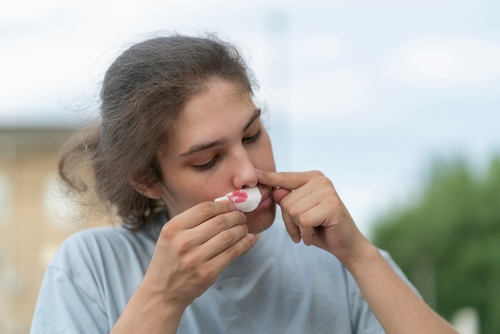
top-left (245, 203), bottom-right (276, 235)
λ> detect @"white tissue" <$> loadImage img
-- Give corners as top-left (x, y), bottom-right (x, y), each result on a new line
top-left (214, 187), bottom-right (262, 212)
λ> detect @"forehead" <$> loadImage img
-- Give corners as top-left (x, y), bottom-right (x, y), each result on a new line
top-left (167, 79), bottom-right (256, 153)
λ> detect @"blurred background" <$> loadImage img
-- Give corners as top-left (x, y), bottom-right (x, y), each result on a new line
top-left (1, 0), bottom-right (499, 333)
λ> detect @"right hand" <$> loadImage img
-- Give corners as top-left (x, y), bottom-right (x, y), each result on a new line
top-left (142, 201), bottom-right (255, 310)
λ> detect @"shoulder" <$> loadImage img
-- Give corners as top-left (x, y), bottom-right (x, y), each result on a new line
top-left (52, 210), bottom-right (166, 263)
top-left (54, 213), bottom-right (165, 260)
top-left (48, 221), bottom-right (161, 286)
top-left (50, 226), bottom-right (132, 268)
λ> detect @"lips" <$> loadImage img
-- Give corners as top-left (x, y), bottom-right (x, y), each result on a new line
top-left (249, 191), bottom-right (273, 213)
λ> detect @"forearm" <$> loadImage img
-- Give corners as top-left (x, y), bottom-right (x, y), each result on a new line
top-left (111, 281), bottom-right (186, 334)
top-left (345, 242), bottom-right (457, 334)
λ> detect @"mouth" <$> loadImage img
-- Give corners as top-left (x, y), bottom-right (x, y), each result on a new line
top-left (248, 191), bottom-right (273, 213)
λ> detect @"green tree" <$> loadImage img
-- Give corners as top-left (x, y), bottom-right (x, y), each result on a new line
top-left (372, 156), bottom-right (500, 334)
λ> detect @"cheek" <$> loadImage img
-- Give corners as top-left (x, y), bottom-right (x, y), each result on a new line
top-left (163, 160), bottom-right (231, 206)
top-left (160, 167), bottom-right (205, 211)
top-left (170, 179), bottom-right (215, 204)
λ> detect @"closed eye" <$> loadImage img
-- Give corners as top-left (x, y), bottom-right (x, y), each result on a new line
top-left (193, 155), bottom-right (219, 171)
top-left (193, 128), bottom-right (261, 172)
top-left (242, 128), bottom-right (262, 144)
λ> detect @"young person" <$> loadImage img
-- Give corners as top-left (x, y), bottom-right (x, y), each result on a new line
top-left (31, 34), bottom-right (457, 333)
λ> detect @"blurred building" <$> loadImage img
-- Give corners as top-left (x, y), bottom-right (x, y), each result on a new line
top-left (0, 128), bottom-right (108, 333)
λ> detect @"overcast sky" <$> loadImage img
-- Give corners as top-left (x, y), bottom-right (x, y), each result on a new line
top-left (1, 0), bottom-right (500, 236)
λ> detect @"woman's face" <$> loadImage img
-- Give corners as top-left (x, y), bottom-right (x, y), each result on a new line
top-left (157, 78), bottom-right (277, 234)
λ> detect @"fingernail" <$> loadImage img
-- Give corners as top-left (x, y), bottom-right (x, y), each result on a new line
top-left (242, 223), bottom-right (248, 232)
top-left (255, 168), bottom-right (262, 175)
top-left (240, 212), bottom-right (247, 222)
top-left (247, 233), bottom-right (255, 242)
top-left (229, 202), bottom-right (236, 211)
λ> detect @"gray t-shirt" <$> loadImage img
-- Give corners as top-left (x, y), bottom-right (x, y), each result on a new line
top-left (31, 212), bottom-right (412, 333)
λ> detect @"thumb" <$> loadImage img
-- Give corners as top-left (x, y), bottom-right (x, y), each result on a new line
top-left (257, 169), bottom-right (311, 190)
top-left (272, 188), bottom-right (291, 205)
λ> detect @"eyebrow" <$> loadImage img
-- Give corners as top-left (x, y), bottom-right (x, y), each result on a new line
top-left (178, 108), bottom-right (261, 157)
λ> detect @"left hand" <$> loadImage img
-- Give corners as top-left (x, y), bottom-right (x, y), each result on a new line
top-left (257, 169), bottom-right (369, 266)
top-left (259, 170), bottom-right (459, 334)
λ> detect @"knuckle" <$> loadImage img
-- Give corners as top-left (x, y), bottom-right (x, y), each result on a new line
top-left (282, 173), bottom-right (293, 184)
top-left (196, 267), bottom-right (215, 284)
top-left (220, 230), bottom-right (235, 244)
top-left (160, 224), bottom-right (176, 240)
top-left (176, 239), bottom-right (191, 255)
top-left (193, 271), bottom-right (207, 285)
top-left (324, 195), bottom-right (339, 208)
top-left (297, 213), bottom-right (310, 227)
top-left (217, 200), bottom-right (233, 212)
top-left (212, 216), bottom-right (228, 230)
top-left (239, 224), bottom-right (248, 234)
top-left (310, 170), bottom-right (324, 178)
top-left (287, 205), bottom-right (299, 218)
top-left (179, 255), bottom-right (197, 271)
top-left (279, 196), bottom-right (290, 209)
top-left (236, 211), bottom-right (247, 223)
top-left (198, 202), bottom-right (214, 216)
top-left (226, 246), bottom-right (238, 261)
top-left (319, 176), bottom-right (332, 187)
top-left (311, 175), bottom-right (331, 187)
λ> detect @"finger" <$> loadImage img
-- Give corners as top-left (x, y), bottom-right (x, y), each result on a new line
top-left (299, 223), bottom-right (316, 246)
top-left (281, 184), bottom-right (326, 215)
top-left (200, 232), bottom-right (256, 279)
top-left (177, 200), bottom-right (237, 229)
top-left (296, 204), bottom-right (328, 246)
top-left (188, 211), bottom-right (247, 246)
top-left (274, 187), bottom-right (307, 244)
top-left (197, 224), bottom-right (254, 262)
top-left (311, 226), bottom-right (328, 251)
top-left (272, 188), bottom-right (291, 205)
top-left (281, 208), bottom-right (301, 243)
top-left (277, 181), bottom-right (317, 210)
top-left (258, 170), bottom-right (321, 190)
top-left (284, 191), bottom-right (325, 246)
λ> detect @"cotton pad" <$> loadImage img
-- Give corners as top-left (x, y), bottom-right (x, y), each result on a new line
top-left (214, 187), bottom-right (262, 212)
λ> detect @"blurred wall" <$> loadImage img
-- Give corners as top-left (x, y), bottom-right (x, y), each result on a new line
top-left (0, 128), bottom-right (109, 333)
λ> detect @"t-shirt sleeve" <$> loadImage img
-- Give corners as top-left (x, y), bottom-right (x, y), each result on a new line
top-left (30, 266), bottom-right (109, 334)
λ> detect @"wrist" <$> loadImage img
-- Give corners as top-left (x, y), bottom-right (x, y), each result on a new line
top-left (340, 238), bottom-right (380, 275)
top-left (112, 280), bottom-right (187, 334)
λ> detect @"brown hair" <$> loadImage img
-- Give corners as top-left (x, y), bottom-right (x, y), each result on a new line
top-left (59, 34), bottom-right (255, 230)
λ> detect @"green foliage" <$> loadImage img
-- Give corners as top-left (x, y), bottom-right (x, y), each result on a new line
top-left (372, 155), bottom-right (500, 334)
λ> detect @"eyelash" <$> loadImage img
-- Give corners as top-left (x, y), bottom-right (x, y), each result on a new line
top-left (194, 155), bottom-right (219, 171)
top-left (194, 129), bottom-right (262, 171)
top-left (242, 128), bottom-right (262, 144)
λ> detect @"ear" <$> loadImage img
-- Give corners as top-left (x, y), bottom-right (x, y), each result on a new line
top-left (130, 178), bottom-right (165, 200)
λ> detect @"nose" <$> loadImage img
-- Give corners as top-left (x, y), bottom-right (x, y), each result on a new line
top-left (231, 147), bottom-right (259, 189)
